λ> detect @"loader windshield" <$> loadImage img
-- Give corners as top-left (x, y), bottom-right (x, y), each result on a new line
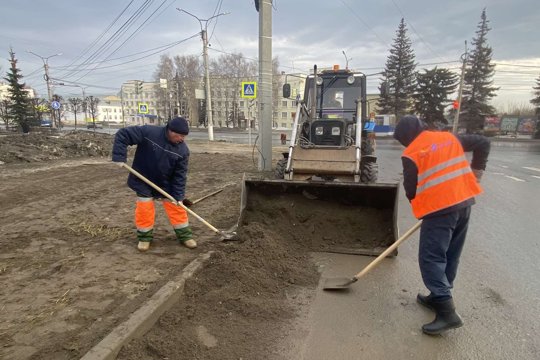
top-left (305, 75), bottom-right (363, 121)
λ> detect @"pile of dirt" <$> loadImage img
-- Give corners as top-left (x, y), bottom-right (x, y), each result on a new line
top-left (0, 130), bottom-right (114, 163)
top-left (117, 216), bottom-right (320, 359)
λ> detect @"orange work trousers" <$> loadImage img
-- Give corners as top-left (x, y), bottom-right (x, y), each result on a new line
top-left (135, 197), bottom-right (189, 232)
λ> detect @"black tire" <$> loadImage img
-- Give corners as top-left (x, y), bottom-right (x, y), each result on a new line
top-left (361, 137), bottom-right (375, 156)
top-left (275, 158), bottom-right (287, 179)
top-left (360, 160), bottom-right (378, 183)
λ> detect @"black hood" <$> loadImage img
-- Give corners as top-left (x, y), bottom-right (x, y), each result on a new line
top-left (393, 115), bottom-right (426, 147)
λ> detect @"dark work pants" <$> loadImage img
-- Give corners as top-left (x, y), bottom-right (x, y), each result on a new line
top-left (419, 206), bottom-right (471, 301)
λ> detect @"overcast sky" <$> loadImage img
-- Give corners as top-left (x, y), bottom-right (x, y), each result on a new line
top-left (1, 0), bottom-right (539, 110)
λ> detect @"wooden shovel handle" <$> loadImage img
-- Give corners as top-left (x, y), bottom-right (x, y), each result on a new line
top-left (354, 220), bottom-right (422, 280)
top-left (120, 163), bottom-right (221, 234)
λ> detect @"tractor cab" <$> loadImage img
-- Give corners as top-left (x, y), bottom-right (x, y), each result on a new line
top-left (284, 67), bottom-right (368, 148)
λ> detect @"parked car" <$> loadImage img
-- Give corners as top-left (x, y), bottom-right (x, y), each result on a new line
top-left (40, 119), bottom-right (52, 127)
top-left (86, 122), bottom-right (103, 129)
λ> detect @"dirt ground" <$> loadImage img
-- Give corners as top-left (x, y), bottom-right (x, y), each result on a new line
top-left (0, 129), bottom-right (387, 359)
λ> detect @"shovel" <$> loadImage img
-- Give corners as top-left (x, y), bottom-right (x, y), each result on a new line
top-left (119, 163), bottom-right (237, 240)
top-left (323, 220), bottom-right (422, 290)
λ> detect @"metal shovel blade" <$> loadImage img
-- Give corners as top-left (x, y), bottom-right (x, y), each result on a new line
top-left (220, 230), bottom-right (238, 241)
top-left (323, 277), bottom-right (358, 290)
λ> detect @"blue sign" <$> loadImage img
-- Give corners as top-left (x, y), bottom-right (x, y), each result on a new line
top-left (241, 82), bottom-right (257, 98)
top-left (51, 101), bottom-right (61, 110)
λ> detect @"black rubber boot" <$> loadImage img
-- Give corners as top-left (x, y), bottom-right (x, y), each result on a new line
top-left (422, 298), bottom-right (463, 335)
top-left (417, 293), bottom-right (435, 311)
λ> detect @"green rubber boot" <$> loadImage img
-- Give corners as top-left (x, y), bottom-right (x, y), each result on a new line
top-left (137, 229), bottom-right (153, 252)
top-left (174, 227), bottom-right (196, 249)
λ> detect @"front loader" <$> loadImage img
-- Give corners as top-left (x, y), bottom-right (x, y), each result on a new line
top-left (240, 65), bottom-right (400, 256)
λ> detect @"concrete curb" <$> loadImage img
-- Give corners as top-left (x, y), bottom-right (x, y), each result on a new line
top-left (80, 251), bottom-right (213, 360)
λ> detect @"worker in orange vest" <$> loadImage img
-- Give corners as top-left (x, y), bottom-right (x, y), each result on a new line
top-left (394, 115), bottom-right (490, 335)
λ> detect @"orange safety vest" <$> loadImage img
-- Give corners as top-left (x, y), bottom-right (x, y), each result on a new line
top-left (403, 131), bottom-right (482, 219)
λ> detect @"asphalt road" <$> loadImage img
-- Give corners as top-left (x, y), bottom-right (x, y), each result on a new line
top-left (286, 142), bottom-right (540, 360)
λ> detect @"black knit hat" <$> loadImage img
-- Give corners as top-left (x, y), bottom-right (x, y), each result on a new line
top-left (167, 117), bottom-right (189, 135)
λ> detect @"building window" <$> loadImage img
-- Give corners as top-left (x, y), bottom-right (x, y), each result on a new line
top-left (282, 100), bottom-right (288, 107)
top-left (281, 112), bottom-right (288, 118)
top-left (240, 101), bottom-right (245, 107)
top-left (281, 123), bottom-right (287, 128)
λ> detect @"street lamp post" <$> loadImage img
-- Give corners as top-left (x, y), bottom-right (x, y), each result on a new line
top-left (342, 50), bottom-right (352, 70)
top-left (177, 8), bottom-right (229, 141)
top-left (55, 82), bottom-right (87, 129)
top-left (27, 51), bottom-right (62, 128)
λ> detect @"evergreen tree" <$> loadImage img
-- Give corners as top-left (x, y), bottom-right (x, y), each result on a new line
top-left (532, 74), bottom-right (540, 139)
top-left (413, 67), bottom-right (458, 127)
top-left (3, 48), bottom-right (33, 133)
top-left (531, 74), bottom-right (540, 116)
top-left (378, 18), bottom-right (417, 119)
top-left (461, 9), bottom-right (498, 133)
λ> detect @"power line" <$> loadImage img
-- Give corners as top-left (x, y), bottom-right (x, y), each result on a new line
top-left (60, 0), bottom-right (136, 74)
top-left (389, 0), bottom-right (448, 63)
top-left (494, 62), bottom-right (540, 69)
top-left (61, 0), bottom-right (154, 79)
top-left (339, 0), bottom-right (388, 46)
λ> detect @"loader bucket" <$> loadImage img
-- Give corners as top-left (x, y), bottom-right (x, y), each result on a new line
top-left (238, 179), bottom-right (399, 256)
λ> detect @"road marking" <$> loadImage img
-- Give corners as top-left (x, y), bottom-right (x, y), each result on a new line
top-left (500, 165), bottom-right (509, 168)
top-left (523, 167), bottom-right (540, 172)
top-left (505, 175), bottom-right (525, 182)
top-left (533, 175), bottom-right (540, 180)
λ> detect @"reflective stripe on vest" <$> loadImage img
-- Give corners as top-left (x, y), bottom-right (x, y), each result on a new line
top-left (403, 131), bottom-right (482, 219)
top-left (417, 159), bottom-right (472, 195)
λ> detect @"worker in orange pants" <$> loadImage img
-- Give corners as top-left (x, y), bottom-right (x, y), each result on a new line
top-left (112, 117), bottom-right (196, 251)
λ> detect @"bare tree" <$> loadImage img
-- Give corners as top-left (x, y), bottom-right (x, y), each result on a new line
top-left (87, 96), bottom-right (100, 132)
top-left (153, 54), bottom-right (176, 123)
top-left (211, 52), bottom-right (257, 128)
top-left (174, 55), bottom-right (202, 125)
top-left (0, 99), bottom-right (10, 130)
top-left (68, 97), bottom-right (83, 130)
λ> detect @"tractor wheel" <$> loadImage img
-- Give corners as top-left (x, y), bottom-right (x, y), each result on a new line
top-left (275, 158), bottom-right (287, 179)
top-left (360, 160), bottom-right (378, 183)
top-left (361, 137), bottom-right (375, 156)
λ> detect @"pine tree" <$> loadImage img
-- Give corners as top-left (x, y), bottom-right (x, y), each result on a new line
top-left (413, 67), bottom-right (458, 127)
top-left (4, 49), bottom-right (31, 133)
top-left (3, 48), bottom-right (33, 133)
top-left (378, 18), bottom-right (417, 119)
top-left (532, 74), bottom-right (540, 139)
top-left (461, 9), bottom-right (498, 133)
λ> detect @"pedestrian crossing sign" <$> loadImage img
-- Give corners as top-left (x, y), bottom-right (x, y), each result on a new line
top-left (138, 103), bottom-right (149, 114)
top-left (241, 82), bottom-right (257, 98)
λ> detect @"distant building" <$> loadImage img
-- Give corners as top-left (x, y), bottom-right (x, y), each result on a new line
top-left (0, 81), bottom-right (36, 100)
top-left (98, 95), bottom-right (123, 124)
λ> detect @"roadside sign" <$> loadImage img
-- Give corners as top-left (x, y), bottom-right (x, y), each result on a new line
top-left (138, 103), bottom-right (149, 114)
top-left (241, 82), bottom-right (257, 99)
top-left (51, 101), bottom-right (61, 110)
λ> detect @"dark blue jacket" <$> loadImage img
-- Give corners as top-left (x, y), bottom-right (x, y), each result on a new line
top-left (112, 125), bottom-right (189, 201)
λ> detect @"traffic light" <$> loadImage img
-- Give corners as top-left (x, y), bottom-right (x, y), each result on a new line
top-left (453, 100), bottom-right (459, 110)
top-left (135, 81), bottom-right (143, 94)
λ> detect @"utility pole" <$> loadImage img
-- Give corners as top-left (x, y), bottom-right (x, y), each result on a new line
top-left (177, 8), bottom-right (229, 141)
top-left (453, 41), bottom-right (468, 134)
top-left (27, 51), bottom-right (62, 128)
top-left (257, 0), bottom-right (273, 171)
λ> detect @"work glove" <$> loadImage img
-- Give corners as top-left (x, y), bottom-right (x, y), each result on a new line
top-left (472, 168), bottom-right (484, 183)
top-left (182, 198), bottom-right (194, 207)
